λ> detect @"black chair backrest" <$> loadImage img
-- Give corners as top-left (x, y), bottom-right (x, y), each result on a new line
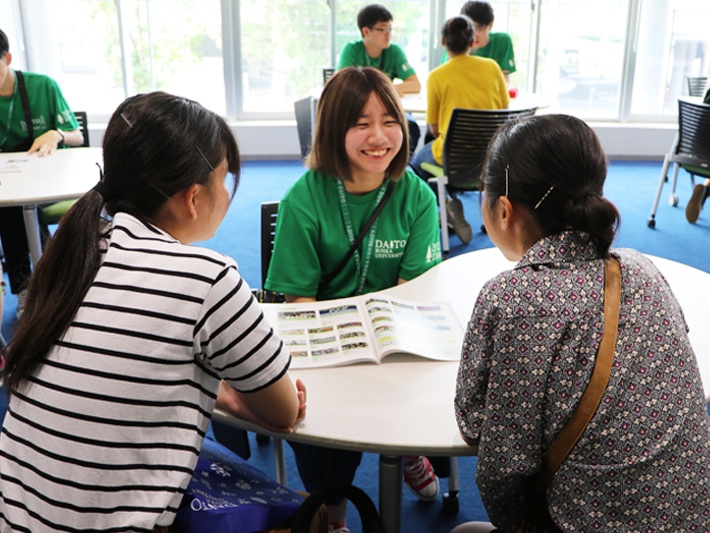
top-left (72, 111), bottom-right (90, 147)
top-left (687, 76), bottom-right (707, 98)
top-left (322, 67), bottom-right (336, 85)
top-left (294, 97), bottom-right (317, 159)
top-left (675, 98), bottom-right (710, 173)
top-left (443, 107), bottom-right (537, 190)
top-left (260, 201), bottom-right (279, 287)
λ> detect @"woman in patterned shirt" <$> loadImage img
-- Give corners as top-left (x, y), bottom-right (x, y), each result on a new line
top-left (453, 114), bottom-right (710, 531)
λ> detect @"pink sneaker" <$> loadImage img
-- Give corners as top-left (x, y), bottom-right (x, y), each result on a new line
top-left (403, 456), bottom-right (440, 502)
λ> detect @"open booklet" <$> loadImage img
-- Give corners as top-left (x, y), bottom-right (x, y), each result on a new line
top-left (265, 296), bottom-right (465, 369)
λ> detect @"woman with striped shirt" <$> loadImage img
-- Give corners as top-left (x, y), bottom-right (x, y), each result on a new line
top-left (0, 91), bottom-right (306, 532)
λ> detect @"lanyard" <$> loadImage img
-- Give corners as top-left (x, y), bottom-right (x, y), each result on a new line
top-left (336, 178), bottom-right (389, 295)
top-left (0, 75), bottom-right (17, 147)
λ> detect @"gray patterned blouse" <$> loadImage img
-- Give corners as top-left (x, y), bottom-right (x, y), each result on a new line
top-left (455, 231), bottom-right (710, 531)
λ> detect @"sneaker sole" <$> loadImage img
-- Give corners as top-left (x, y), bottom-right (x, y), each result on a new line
top-left (446, 201), bottom-right (473, 244)
top-left (686, 184), bottom-right (705, 224)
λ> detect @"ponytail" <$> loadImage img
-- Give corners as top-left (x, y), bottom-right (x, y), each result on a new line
top-left (4, 190), bottom-right (106, 394)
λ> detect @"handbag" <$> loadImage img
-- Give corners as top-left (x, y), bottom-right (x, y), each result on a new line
top-left (518, 258), bottom-right (621, 533)
top-left (172, 437), bottom-right (306, 533)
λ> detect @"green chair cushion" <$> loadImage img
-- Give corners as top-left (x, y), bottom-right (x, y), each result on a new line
top-left (420, 162), bottom-right (444, 178)
top-left (42, 199), bottom-right (78, 224)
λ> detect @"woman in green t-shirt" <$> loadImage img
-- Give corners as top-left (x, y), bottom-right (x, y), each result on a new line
top-left (266, 67), bottom-right (445, 532)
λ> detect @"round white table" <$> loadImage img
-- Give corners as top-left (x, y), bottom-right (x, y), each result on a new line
top-left (0, 147), bottom-right (103, 265)
top-left (216, 247), bottom-right (710, 533)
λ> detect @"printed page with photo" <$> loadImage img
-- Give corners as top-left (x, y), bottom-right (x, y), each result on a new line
top-left (265, 296), bottom-right (464, 369)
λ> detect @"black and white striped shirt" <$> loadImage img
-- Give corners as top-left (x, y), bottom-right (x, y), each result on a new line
top-left (0, 213), bottom-right (291, 532)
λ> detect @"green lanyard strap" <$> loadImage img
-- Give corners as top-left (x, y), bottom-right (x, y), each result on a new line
top-left (319, 178), bottom-right (393, 296)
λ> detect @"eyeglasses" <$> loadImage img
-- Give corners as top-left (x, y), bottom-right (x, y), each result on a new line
top-left (369, 26), bottom-right (394, 35)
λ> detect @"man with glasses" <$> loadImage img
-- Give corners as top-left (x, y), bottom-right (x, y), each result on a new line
top-left (337, 4), bottom-right (422, 155)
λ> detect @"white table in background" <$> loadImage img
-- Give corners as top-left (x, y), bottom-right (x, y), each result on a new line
top-left (0, 148), bottom-right (103, 266)
top-left (215, 247), bottom-right (710, 533)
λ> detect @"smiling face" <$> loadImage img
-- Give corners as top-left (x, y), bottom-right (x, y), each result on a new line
top-left (344, 91), bottom-right (403, 188)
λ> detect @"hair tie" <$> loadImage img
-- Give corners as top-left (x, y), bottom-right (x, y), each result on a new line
top-left (93, 181), bottom-right (115, 202)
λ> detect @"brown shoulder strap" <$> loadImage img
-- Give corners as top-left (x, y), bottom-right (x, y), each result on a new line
top-left (540, 257), bottom-right (621, 486)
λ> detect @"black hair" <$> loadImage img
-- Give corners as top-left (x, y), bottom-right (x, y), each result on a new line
top-left (357, 4), bottom-right (393, 31)
top-left (442, 15), bottom-right (475, 55)
top-left (4, 91), bottom-right (241, 394)
top-left (0, 28), bottom-right (9, 56)
top-left (481, 114), bottom-right (620, 257)
top-left (461, 1), bottom-right (495, 26)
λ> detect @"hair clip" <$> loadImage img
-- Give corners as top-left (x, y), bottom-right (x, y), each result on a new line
top-left (196, 146), bottom-right (214, 172)
top-left (504, 165), bottom-right (510, 198)
top-left (534, 185), bottom-right (555, 210)
top-left (120, 113), bottom-right (133, 128)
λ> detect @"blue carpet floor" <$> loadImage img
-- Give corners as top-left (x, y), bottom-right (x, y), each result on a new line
top-left (1, 159), bottom-right (709, 532)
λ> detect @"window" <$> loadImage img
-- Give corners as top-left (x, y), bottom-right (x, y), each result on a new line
top-left (238, 0), bottom-right (330, 116)
top-left (4, 0), bottom-right (709, 124)
top-left (629, 0), bottom-right (710, 118)
top-left (534, 0), bottom-right (629, 119)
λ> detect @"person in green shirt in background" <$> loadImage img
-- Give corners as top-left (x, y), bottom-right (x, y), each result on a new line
top-left (441, 1), bottom-right (516, 84)
top-left (338, 4), bottom-right (422, 156)
top-left (0, 28), bottom-right (84, 319)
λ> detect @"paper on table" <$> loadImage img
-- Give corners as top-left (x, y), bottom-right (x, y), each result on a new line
top-left (0, 156), bottom-right (36, 173)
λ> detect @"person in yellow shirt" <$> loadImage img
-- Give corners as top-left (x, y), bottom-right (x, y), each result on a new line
top-left (410, 15), bottom-right (508, 244)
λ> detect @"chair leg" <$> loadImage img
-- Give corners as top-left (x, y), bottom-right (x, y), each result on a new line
top-left (648, 133), bottom-right (678, 228)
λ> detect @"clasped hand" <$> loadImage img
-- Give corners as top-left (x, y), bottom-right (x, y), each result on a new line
top-left (216, 379), bottom-right (307, 434)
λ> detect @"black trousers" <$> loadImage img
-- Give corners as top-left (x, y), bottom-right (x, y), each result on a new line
top-left (289, 441), bottom-right (451, 505)
top-left (0, 206), bottom-right (49, 294)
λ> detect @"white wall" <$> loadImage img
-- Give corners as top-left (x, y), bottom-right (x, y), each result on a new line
top-left (86, 120), bottom-right (675, 161)
top-left (230, 121), bottom-right (676, 161)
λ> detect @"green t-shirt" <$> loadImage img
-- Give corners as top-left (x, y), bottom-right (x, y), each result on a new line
top-left (0, 70), bottom-right (79, 150)
top-left (337, 40), bottom-right (416, 82)
top-left (265, 168), bottom-right (442, 300)
top-left (441, 32), bottom-right (516, 74)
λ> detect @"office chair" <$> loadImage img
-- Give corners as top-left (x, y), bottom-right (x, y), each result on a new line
top-left (648, 97), bottom-right (710, 228)
top-left (322, 67), bottom-right (336, 85)
top-left (41, 111), bottom-right (91, 225)
top-left (294, 97), bottom-right (318, 159)
top-left (261, 201), bottom-right (280, 287)
top-left (687, 76), bottom-right (708, 97)
top-left (421, 107), bottom-right (538, 255)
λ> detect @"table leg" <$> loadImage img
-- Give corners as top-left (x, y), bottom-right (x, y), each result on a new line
top-left (273, 437), bottom-right (287, 486)
top-left (379, 454), bottom-right (402, 533)
top-left (22, 205), bottom-right (42, 267)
